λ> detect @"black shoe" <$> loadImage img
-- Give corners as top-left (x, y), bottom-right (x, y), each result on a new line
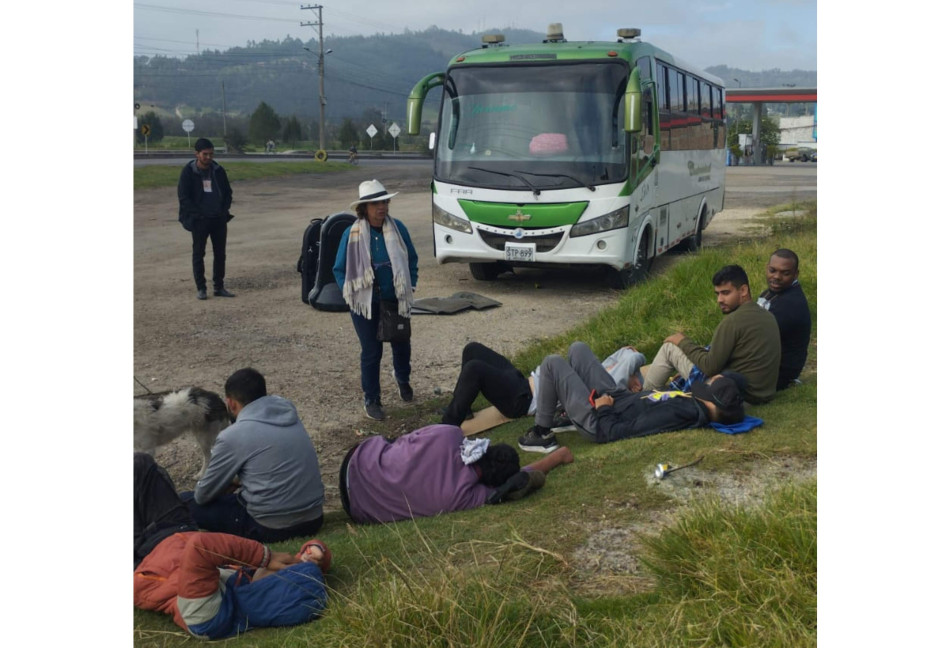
top-left (550, 410), bottom-right (575, 433)
top-left (364, 401), bottom-right (386, 421)
top-left (196, 289), bottom-right (208, 300)
top-left (505, 470), bottom-right (546, 501)
top-left (518, 426), bottom-right (558, 454)
top-left (214, 288), bottom-right (235, 297)
top-left (392, 370), bottom-right (413, 402)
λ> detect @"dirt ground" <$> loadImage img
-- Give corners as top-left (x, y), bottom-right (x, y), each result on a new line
top-left (134, 161), bottom-right (816, 507)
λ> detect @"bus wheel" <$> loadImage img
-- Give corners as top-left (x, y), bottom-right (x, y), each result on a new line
top-left (681, 210), bottom-right (704, 252)
top-left (609, 231), bottom-right (652, 288)
top-left (469, 262), bottom-right (503, 281)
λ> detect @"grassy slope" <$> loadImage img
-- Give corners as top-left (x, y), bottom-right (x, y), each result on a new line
top-left (134, 205), bottom-right (817, 647)
top-left (134, 160), bottom-right (351, 190)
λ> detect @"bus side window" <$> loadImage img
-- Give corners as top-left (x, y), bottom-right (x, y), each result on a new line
top-left (642, 86), bottom-right (655, 156)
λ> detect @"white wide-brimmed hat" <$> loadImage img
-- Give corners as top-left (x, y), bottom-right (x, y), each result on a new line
top-left (349, 179), bottom-right (399, 208)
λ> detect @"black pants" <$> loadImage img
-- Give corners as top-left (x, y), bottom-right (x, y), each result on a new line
top-left (441, 342), bottom-right (533, 425)
top-left (134, 453), bottom-right (197, 569)
top-left (191, 218), bottom-right (227, 291)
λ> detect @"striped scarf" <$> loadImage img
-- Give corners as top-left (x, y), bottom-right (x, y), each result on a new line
top-left (341, 216), bottom-right (413, 319)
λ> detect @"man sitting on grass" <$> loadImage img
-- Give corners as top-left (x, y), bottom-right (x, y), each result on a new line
top-left (641, 264), bottom-right (780, 404)
top-left (756, 248), bottom-right (812, 389)
top-left (518, 342), bottom-right (745, 453)
top-left (134, 453), bottom-right (331, 640)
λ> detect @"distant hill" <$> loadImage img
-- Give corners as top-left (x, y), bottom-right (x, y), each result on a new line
top-left (133, 27), bottom-right (816, 133)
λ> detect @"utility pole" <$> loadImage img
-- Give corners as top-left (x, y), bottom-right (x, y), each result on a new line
top-left (221, 81), bottom-right (228, 152)
top-left (301, 5), bottom-right (327, 153)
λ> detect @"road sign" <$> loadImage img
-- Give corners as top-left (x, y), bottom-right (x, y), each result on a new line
top-left (182, 119), bottom-right (195, 133)
top-left (388, 122), bottom-right (401, 138)
top-left (366, 124), bottom-right (378, 138)
top-left (141, 124), bottom-right (152, 137)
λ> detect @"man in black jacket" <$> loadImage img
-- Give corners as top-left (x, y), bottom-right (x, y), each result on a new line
top-left (757, 249), bottom-right (812, 389)
top-left (178, 138), bottom-right (235, 300)
top-left (518, 342), bottom-right (745, 453)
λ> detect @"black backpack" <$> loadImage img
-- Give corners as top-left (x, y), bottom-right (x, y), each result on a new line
top-left (297, 218), bottom-right (324, 304)
top-left (308, 212), bottom-right (357, 311)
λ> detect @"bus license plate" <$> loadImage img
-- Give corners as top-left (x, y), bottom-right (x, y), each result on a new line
top-left (505, 243), bottom-right (536, 262)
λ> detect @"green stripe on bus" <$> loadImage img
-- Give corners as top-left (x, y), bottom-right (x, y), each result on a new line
top-left (458, 201), bottom-right (588, 227)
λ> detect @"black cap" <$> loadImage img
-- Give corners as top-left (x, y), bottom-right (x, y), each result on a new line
top-left (691, 376), bottom-right (745, 423)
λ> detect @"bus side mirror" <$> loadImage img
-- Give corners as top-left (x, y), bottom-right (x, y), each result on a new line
top-left (407, 72), bottom-right (445, 136)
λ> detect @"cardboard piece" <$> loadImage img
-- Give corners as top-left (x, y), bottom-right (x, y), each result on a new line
top-left (459, 376), bottom-right (534, 436)
top-left (460, 406), bottom-right (512, 436)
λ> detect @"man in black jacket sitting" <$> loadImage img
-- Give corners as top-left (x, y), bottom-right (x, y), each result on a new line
top-left (518, 341), bottom-right (745, 453)
top-left (757, 249), bottom-right (812, 389)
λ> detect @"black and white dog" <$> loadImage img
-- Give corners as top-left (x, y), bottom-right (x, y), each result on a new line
top-left (134, 387), bottom-right (231, 479)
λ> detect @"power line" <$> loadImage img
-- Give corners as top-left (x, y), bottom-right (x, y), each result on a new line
top-left (134, 2), bottom-right (298, 23)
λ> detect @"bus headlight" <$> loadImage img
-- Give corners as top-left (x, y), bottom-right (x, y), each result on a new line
top-left (433, 204), bottom-right (473, 234)
top-left (570, 206), bottom-right (630, 238)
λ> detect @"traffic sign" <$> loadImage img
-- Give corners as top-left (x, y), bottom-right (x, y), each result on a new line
top-left (388, 122), bottom-right (401, 138)
top-left (182, 119), bottom-right (195, 133)
top-left (141, 124), bottom-right (152, 136)
top-left (366, 124), bottom-right (378, 138)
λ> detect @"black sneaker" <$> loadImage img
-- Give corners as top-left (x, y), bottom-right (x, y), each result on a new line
top-left (518, 426), bottom-right (558, 454)
top-left (364, 401), bottom-right (386, 420)
top-left (392, 370), bottom-right (413, 402)
top-left (196, 289), bottom-right (208, 300)
top-left (505, 470), bottom-right (546, 501)
top-left (550, 410), bottom-right (575, 433)
top-left (214, 288), bottom-right (236, 297)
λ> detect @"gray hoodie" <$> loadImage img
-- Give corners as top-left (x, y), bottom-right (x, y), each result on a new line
top-left (194, 395), bottom-right (324, 528)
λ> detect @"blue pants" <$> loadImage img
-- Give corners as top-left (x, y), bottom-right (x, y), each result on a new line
top-left (179, 491), bottom-right (323, 543)
top-left (350, 307), bottom-right (411, 404)
top-left (187, 562), bottom-right (328, 639)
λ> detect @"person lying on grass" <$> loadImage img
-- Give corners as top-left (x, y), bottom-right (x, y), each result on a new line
top-left (440, 341), bottom-right (646, 426)
top-left (517, 342), bottom-right (746, 454)
top-left (339, 423), bottom-right (574, 524)
top-left (134, 453), bottom-right (331, 640)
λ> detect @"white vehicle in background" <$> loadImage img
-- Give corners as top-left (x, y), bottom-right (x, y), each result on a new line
top-left (407, 24), bottom-right (727, 287)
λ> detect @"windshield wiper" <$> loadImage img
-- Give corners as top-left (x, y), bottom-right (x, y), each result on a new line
top-left (514, 170), bottom-right (597, 192)
top-left (468, 166), bottom-right (541, 197)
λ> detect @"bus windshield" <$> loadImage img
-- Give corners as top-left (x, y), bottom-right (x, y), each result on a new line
top-left (434, 61), bottom-right (629, 191)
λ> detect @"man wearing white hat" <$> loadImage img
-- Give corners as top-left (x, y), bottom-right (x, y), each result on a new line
top-left (333, 180), bottom-right (419, 420)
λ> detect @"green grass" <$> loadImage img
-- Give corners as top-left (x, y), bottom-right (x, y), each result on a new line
top-left (134, 160), bottom-right (352, 190)
top-left (133, 203), bottom-right (816, 647)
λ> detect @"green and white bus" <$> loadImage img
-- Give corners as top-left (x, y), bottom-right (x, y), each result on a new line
top-left (407, 25), bottom-right (726, 287)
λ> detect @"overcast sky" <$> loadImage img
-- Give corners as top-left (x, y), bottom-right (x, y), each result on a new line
top-left (133, 0), bottom-right (817, 71)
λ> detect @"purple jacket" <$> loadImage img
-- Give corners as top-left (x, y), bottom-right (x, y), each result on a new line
top-left (346, 424), bottom-right (491, 523)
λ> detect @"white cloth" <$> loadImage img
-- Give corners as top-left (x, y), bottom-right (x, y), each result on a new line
top-left (460, 438), bottom-right (490, 465)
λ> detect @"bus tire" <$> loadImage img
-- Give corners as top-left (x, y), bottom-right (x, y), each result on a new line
top-left (469, 262), bottom-right (504, 281)
top-left (681, 209), bottom-right (705, 252)
top-left (314, 149), bottom-right (327, 162)
top-left (609, 230), bottom-right (652, 289)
